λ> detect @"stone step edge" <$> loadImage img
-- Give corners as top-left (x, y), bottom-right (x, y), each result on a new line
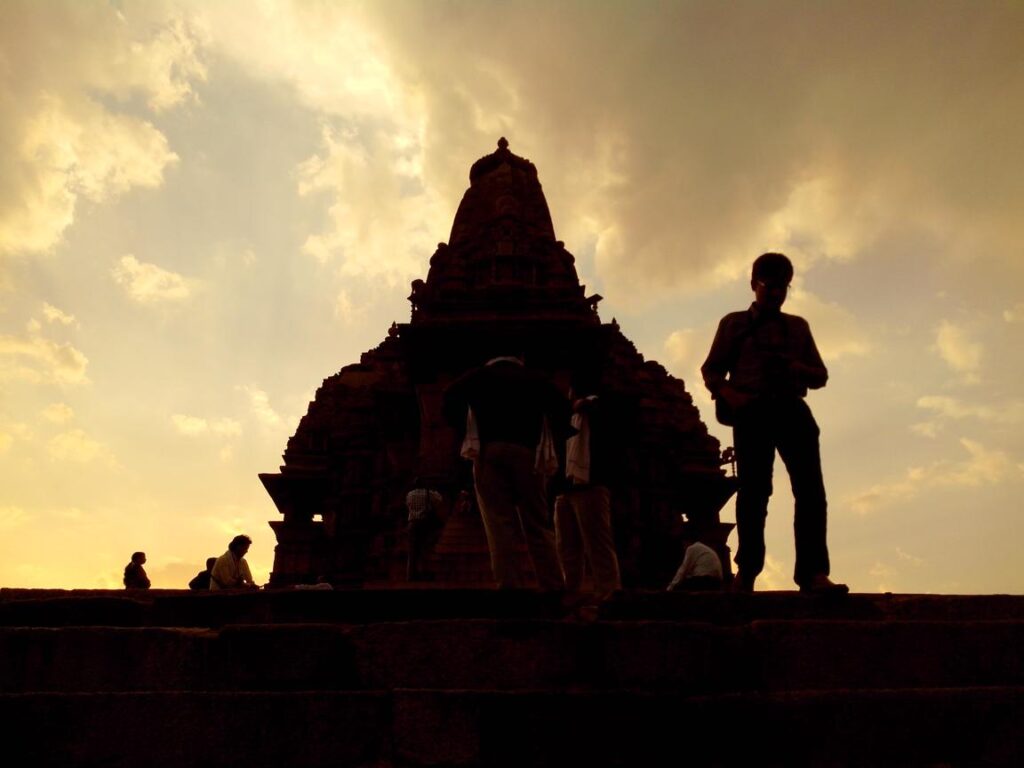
top-left (6, 687), bottom-right (1019, 767)
top-left (4, 684), bottom-right (1023, 697)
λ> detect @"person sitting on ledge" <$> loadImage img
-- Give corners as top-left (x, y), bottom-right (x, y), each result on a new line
top-left (210, 535), bottom-right (259, 590)
top-left (667, 537), bottom-right (723, 592)
top-left (188, 557), bottom-right (217, 591)
top-left (123, 551), bottom-right (151, 590)
top-left (405, 478), bottom-right (443, 581)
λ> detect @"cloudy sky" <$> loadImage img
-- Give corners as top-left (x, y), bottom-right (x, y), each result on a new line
top-left (1, 0), bottom-right (1022, 593)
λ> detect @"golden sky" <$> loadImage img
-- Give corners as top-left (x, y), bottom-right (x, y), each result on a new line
top-left (1, 0), bottom-right (1022, 592)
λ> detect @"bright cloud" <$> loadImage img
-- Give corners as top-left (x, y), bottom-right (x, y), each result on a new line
top-left (41, 402), bottom-right (75, 424)
top-left (755, 554), bottom-right (789, 592)
top-left (335, 288), bottom-right (368, 325)
top-left (171, 414), bottom-right (242, 437)
top-left (866, 549), bottom-right (926, 593)
top-left (869, 561), bottom-right (895, 580)
top-left (0, 506), bottom-right (31, 531)
top-left (785, 288), bottom-right (871, 361)
top-left (663, 329), bottom-right (701, 371)
top-left (0, 422), bottom-right (33, 453)
top-left (1004, 303), bottom-right (1024, 323)
top-left (42, 303), bottom-right (78, 326)
top-left (111, 255), bottom-right (193, 303)
top-left (2, 95), bottom-right (179, 257)
top-left (47, 428), bottom-right (116, 466)
top-left (896, 547), bottom-right (925, 567)
top-left (910, 421), bottom-right (942, 439)
top-left (297, 122), bottom-right (445, 283)
top-left (240, 385), bottom-right (285, 429)
top-left (847, 438), bottom-right (1017, 515)
top-left (188, 2), bottom-right (444, 285)
top-left (0, 2), bottom-right (204, 257)
top-left (0, 332), bottom-right (89, 385)
top-left (917, 395), bottom-right (1024, 425)
top-left (934, 321), bottom-right (982, 378)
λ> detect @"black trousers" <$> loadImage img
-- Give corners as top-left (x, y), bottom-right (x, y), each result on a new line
top-left (407, 517), bottom-right (432, 581)
top-left (733, 398), bottom-right (830, 586)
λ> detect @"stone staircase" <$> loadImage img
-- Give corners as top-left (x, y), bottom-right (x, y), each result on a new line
top-left (2, 588), bottom-right (1022, 767)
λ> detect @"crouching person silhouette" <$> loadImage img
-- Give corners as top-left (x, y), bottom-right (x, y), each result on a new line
top-left (701, 252), bottom-right (847, 594)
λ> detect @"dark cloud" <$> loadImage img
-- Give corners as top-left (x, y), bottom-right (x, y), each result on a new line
top-left (354, 1), bottom-right (1024, 300)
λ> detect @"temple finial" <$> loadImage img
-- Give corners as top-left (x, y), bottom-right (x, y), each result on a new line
top-left (497, 137), bottom-right (509, 151)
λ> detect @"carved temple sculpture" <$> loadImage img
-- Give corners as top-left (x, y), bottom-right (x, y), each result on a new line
top-left (260, 138), bottom-right (736, 588)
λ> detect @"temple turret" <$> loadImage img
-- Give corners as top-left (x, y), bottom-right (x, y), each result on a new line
top-left (410, 138), bottom-right (598, 324)
top-left (261, 139), bottom-right (734, 588)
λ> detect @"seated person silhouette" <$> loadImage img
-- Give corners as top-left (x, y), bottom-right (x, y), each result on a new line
top-left (188, 557), bottom-right (217, 591)
top-left (667, 537), bottom-right (723, 592)
top-left (209, 535), bottom-right (259, 590)
top-left (123, 551), bottom-right (151, 590)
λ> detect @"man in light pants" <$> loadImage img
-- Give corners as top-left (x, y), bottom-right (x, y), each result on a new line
top-left (554, 392), bottom-right (623, 603)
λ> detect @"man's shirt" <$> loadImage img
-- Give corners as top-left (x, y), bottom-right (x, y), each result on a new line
top-left (701, 303), bottom-right (828, 399)
top-left (443, 360), bottom-right (569, 450)
top-left (667, 542), bottom-right (723, 590)
top-left (406, 489), bottom-right (442, 521)
top-left (209, 550), bottom-right (253, 590)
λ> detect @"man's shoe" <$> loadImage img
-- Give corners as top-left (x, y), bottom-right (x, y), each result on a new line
top-left (731, 573), bottom-right (755, 593)
top-left (799, 574), bottom-right (849, 594)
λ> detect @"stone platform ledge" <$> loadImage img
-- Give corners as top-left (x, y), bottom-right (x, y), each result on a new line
top-left (2, 687), bottom-right (1021, 768)
top-left (4, 619), bottom-right (1024, 694)
top-left (3, 588), bottom-right (1024, 628)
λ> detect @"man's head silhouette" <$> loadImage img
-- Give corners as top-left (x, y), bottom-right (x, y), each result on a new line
top-left (751, 252), bottom-right (793, 313)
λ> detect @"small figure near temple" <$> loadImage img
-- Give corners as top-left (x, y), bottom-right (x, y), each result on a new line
top-left (210, 535), bottom-right (259, 590)
top-left (667, 537), bottom-right (723, 592)
top-left (443, 355), bottom-right (569, 590)
top-left (554, 390), bottom-right (624, 606)
top-left (294, 575), bottom-right (334, 591)
top-left (188, 557), bottom-right (217, 591)
top-left (702, 252), bottom-right (847, 594)
top-left (123, 551), bottom-right (151, 589)
top-left (406, 479), bottom-right (443, 581)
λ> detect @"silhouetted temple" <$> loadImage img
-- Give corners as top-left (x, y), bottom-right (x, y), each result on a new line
top-left (260, 139), bottom-right (735, 587)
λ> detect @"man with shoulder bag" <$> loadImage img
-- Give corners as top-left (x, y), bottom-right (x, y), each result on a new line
top-left (702, 252), bottom-right (847, 594)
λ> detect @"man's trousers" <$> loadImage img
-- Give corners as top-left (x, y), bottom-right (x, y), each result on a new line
top-left (733, 398), bottom-right (830, 587)
top-left (473, 441), bottom-right (565, 590)
top-left (554, 486), bottom-right (622, 598)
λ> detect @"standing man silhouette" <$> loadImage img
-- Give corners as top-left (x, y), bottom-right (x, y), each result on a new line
top-left (443, 354), bottom-right (568, 590)
top-left (702, 253), bottom-right (846, 593)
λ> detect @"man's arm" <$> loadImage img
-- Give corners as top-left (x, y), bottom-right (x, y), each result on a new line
top-left (700, 316), bottom-right (735, 398)
top-left (240, 559), bottom-right (255, 588)
top-left (702, 314), bottom-right (756, 409)
top-left (790, 318), bottom-right (828, 390)
top-left (441, 369), bottom-right (477, 429)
